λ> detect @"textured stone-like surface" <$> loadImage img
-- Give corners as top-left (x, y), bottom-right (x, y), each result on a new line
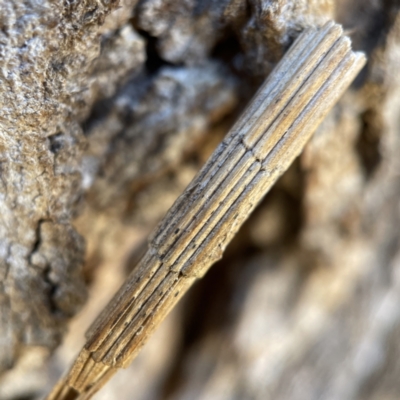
top-left (0, 0), bottom-right (144, 374)
top-left (136, 0), bottom-right (333, 73)
top-left (84, 61), bottom-right (237, 217)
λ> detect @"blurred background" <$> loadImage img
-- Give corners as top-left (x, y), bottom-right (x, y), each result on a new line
top-left (1, 0), bottom-right (400, 399)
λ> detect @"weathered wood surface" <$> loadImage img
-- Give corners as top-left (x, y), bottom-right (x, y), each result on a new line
top-left (46, 22), bottom-right (365, 400)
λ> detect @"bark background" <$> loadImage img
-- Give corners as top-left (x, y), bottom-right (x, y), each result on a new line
top-left (1, 0), bottom-right (400, 399)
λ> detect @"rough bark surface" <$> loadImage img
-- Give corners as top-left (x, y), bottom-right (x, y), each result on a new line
top-left (1, 0), bottom-right (400, 400)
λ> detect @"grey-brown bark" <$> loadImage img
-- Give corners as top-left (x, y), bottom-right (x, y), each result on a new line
top-left (0, 0), bottom-right (122, 372)
top-left (1, 0), bottom-right (400, 399)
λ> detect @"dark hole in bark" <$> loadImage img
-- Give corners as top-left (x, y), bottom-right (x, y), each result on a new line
top-left (48, 133), bottom-right (64, 154)
top-left (356, 109), bottom-right (382, 179)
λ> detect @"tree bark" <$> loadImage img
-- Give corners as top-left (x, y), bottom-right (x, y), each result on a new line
top-left (1, 1), bottom-right (400, 400)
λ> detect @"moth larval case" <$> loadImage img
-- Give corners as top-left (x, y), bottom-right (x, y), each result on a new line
top-left (46, 21), bottom-right (366, 400)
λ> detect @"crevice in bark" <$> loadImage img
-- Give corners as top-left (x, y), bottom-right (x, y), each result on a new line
top-left (29, 220), bottom-right (47, 262)
top-left (139, 30), bottom-right (177, 74)
top-left (48, 133), bottom-right (64, 154)
top-left (356, 109), bottom-right (383, 179)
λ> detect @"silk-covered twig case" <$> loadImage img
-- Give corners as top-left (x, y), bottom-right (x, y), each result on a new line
top-left (47, 21), bottom-right (366, 400)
